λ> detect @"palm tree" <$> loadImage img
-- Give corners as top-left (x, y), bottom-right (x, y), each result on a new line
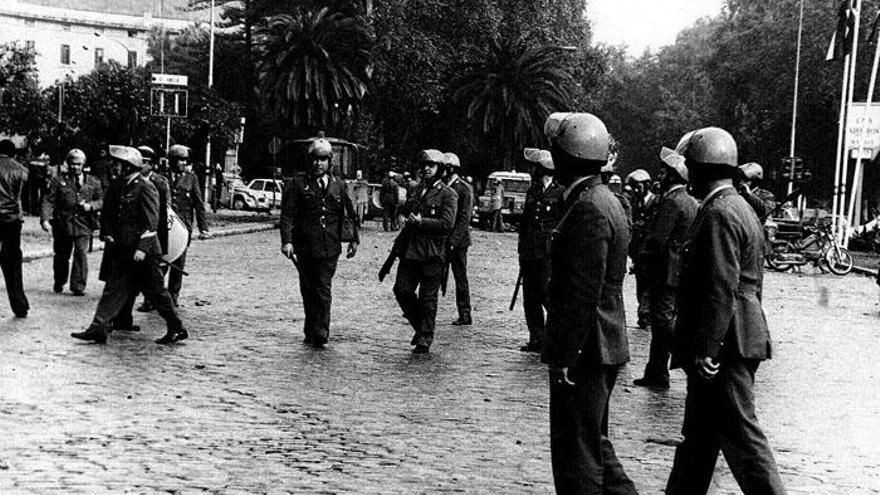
top-left (256, 6), bottom-right (372, 129)
top-left (453, 38), bottom-right (575, 170)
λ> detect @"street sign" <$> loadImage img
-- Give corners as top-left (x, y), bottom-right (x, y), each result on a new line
top-left (151, 73), bottom-right (188, 86)
top-left (850, 147), bottom-right (878, 159)
top-left (846, 102), bottom-right (880, 151)
top-left (268, 136), bottom-right (282, 155)
top-left (150, 88), bottom-right (189, 118)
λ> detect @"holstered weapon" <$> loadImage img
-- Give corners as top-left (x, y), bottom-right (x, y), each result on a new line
top-left (378, 227), bottom-right (410, 282)
top-left (509, 270), bottom-right (523, 311)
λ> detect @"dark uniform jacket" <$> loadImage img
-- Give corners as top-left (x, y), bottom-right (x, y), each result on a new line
top-left (447, 175), bottom-right (473, 248)
top-left (0, 156), bottom-right (28, 223)
top-left (543, 176), bottom-right (632, 368)
top-left (672, 186), bottom-right (772, 366)
top-left (147, 172), bottom-right (171, 254)
top-left (741, 186), bottom-right (776, 221)
top-left (41, 173), bottom-right (103, 237)
top-left (399, 179), bottom-right (457, 263)
top-left (640, 185), bottom-right (697, 287)
top-left (100, 173), bottom-right (162, 255)
top-left (280, 174), bottom-right (360, 259)
top-left (170, 171), bottom-right (208, 233)
top-left (518, 180), bottom-right (564, 260)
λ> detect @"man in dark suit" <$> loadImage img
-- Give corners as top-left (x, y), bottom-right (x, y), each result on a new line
top-left (518, 148), bottom-right (564, 353)
top-left (0, 139), bottom-right (29, 318)
top-left (41, 149), bottom-right (103, 296)
top-left (541, 113), bottom-right (637, 494)
top-left (393, 149), bottom-right (457, 354)
top-left (72, 146), bottom-right (187, 345)
top-left (442, 152), bottom-right (474, 326)
top-left (633, 147), bottom-right (697, 389)
top-left (166, 144), bottom-right (210, 307)
top-left (281, 138), bottom-right (359, 349)
top-left (665, 127), bottom-right (785, 494)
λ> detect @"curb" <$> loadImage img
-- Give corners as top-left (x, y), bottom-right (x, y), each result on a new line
top-left (22, 223), bottom-right (278, 263)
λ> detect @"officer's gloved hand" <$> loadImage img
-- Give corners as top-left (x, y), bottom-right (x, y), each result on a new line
top-left (100, 234), bottom-right (114, 244)
top-left (346, 242), bottom-right (358, 258)
top-left (549, 365), bottom-right (575, 386)
top-left (694, 356), bottom-right (720, 381)
top-left (41, 220), bottom-right (52, 233)
top-left (281, 243), bottom-right (297, 264)
top-left (133, 249), bottom-right (147, 262)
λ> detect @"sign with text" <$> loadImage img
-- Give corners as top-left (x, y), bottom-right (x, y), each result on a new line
top-left (150, 88), bottom-right (188, 118)
top-left (151, 73), bottom-right (188, 86)
top-left (846, 103), bottom-right (880, 158)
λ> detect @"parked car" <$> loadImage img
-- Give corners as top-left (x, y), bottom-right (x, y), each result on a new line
top-left (474, 171), bottom-right (531, 227)
top-left (231, 178), bottom-right (284, 211)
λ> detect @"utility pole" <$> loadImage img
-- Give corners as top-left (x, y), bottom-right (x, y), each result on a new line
top-left (204, 0), bottom-right (215, 205)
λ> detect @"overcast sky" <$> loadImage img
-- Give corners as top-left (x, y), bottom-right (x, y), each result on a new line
top-left (588, 0), bottom-right (725, 55)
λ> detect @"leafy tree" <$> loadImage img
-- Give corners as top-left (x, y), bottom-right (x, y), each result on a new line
top-left (0, 42), bottom-right (50, 145)
top-left (453, 38), bottom-right (575, 171)
top-left (255, 6), bottom-right (372, 130)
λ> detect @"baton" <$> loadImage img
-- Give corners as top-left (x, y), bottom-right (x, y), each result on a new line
top-left (509, 270), bottom-right (523, 311)
top-left (146, 251), bottom-right (189, 276)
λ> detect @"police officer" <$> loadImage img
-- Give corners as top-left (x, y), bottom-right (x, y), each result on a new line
top-left (737, 162), bottom-right (777, 221)
top-left (517, 148), bottom-right (564, 353)
top-left (40, 149), bottom-right (103, 296)
top-left (116, 146), bottom-right (173, 328)
top-left (442, 152), bottom-right (473, 326)
top-left (633, 145), bottom-right (697, 389)
top-left (665, 127), bottom-right (785, 494)
top-left (625, 168), bottom-right (653, 328)
top-left (280, 138), bottom-right (359, 348)
top-left (542, 113), bottom-right (637, 494)
top-left (0, 139), bottom-right (29, 317)
top-left (393, 149), bottom-right (457, 354)
top-left (71, 146), bottom-right (187, 344)
top-left (166, 144), bottom-right (209, 307)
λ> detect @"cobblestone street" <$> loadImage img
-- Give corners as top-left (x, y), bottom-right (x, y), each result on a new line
top-left (1, 223), bottom-right (879, 494)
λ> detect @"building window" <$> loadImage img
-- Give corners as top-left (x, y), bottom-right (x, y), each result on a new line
top-left (60, 44), bottom-right (70, 65)
top-left (25, 40), bottom-right (35, 52)
top-left (94, 47), bottom-right (104, 66)
top-left (127, 50), bottom-right (137, 68)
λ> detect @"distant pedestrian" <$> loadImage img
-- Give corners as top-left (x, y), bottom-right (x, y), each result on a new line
top-left (393, 149), bottom-right (457, 353)
top-left (40, 149), bottom-right (104, 296)
top-left (0, 139), bottom-right (30, 318)
top-left (517, 148), bottom-right (563, 353)
top-left (442, 152), bottom-right (473, 326)
top-left (280, 138), bottom-right (359, 349)
top-left (737, 162), bottom-right (777, 221)
top-left (71, 146), bottom-right (187, 344)
top-left (632, 145), bottom-right (696, 390)
top-left (380, 171), bottom-right (399, 231)
top-left (542, 113), bottom-right (637, 494)
top-left (664, 127), bottom-right (786, 494)
top-left (212, 162), bottom-right (224, 213)
top-left (490, 178), bottom-right (504, 232)
top-left (625, 168), bottom-right (654, 329)
top-left (352, 169), bottom-right (370, 226)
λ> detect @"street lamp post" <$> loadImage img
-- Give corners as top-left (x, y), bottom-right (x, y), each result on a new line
top-left (205, 0), bottom-right (216, 205)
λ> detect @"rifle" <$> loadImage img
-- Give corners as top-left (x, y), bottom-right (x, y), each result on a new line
top-left (508, 270), bottom-right (523, 311)
top-left (378, 227), bottom-right (411, 282)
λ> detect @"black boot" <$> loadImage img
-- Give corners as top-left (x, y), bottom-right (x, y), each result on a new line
top-left (71, 326), bottom-right (108, 344)
top-left (156, 326), bottom-right (187, 344)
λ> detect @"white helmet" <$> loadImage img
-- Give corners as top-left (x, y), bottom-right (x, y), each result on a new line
top-left (523, 147), bottom-right (554, 170)
top-left (308, 138), bottom-right (333, 158)
top-left (543, 112), bottom-right (610, 161)
top-left (659, 146), bottom-right (689, 182)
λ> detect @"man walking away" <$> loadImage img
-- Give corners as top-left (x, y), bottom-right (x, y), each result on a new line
top-left (633, 144), bottom-right (696, 389)
top-left (352, 169), bottom-right (370, 226)
top-left (380, 171), bottom-right (399, 231)
top-left (443, 152), bottom-right (474, 326)
top-left (0, 139), bottom-right (29, 318)
top-left (665, 127), bottom-right (786, 495)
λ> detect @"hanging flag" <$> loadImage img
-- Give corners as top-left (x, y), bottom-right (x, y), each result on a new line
top-left (826, 0), bottom-right (856, 61)
top-left (868, 8), bottom-right (880, 43)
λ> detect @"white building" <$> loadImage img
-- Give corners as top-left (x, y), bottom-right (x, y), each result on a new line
top-left (0, 0), bottom-right (204, 87)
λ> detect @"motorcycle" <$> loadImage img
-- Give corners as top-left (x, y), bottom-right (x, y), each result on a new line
top-left (764, 220), bottom-right (853, 275)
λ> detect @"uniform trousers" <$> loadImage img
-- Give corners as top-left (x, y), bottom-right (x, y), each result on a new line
top-left (355, 202), bottom-right (368, 225)
top-left (382, 203), bottom-right (398, 231)
top-left (295, 255), bottom-right (339, 342)
top-left (53, 234), bottom-right (90, 292)
top-left (520, 257), bottom-right (551, 346)
top-left (112, 264), bottom-right (169, 329)
top-left (634, 259), bottom-right (650, 325)
top-left (449, 246), bottom-right (471, 320)
top-left (90, 253), bottom-right (181, 332)
top-left (642, 283), bottom-right (677, 382)
top-left (550, 362), bottom-right (637, 495)
top-left (0, 221), bottom-right (29, 315)
top-left (665, 360), bottom-right (786, 495)
top-left (394, 259), bottom-right (444, 348)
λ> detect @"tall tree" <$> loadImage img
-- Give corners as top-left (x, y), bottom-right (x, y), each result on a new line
top-left (0, 42), bottom-right (49, 145)
top-left (453, 38), bottom-right (575, 171)
top-left (255, 6), bottom-right (372, 131)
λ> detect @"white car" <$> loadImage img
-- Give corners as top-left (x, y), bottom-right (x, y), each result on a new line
top-left (231, 178), bottom-right (284, 210)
